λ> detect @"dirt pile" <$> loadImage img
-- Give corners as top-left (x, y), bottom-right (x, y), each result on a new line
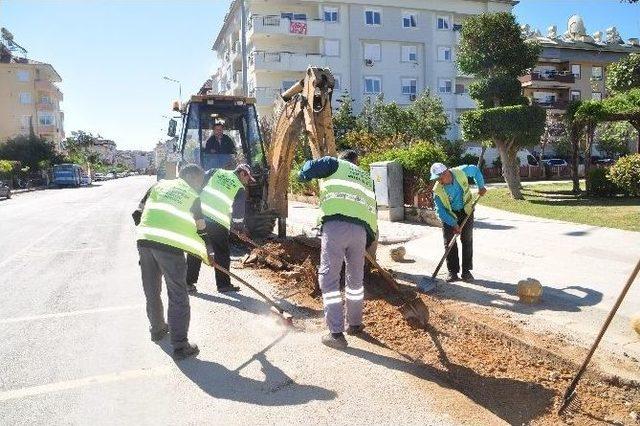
top-left (242, 240), bottom-right (640, 425)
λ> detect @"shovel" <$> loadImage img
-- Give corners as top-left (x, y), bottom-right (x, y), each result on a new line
top-left (365, 251), bottom-right (429, 328)
top-left (418, 196), bottom-right (481, 293)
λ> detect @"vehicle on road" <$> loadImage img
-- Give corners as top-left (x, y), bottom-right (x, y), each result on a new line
top-left (0, 182), bottom-right (11, 199)
top-left (543, 158), bottom-right (569, 167)
top-left (80, 174), bottom-right (92, 186)
top-left (94, 173), bottom-right (106, 181)
top-left (53, 163), bottom-right (82, 187)
top-left (463, 146), bottom-right (539, 167)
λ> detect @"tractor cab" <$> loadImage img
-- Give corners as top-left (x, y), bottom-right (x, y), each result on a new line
top-left (167, 95), bottom-right (275, 237)
top-left (172, 95), bottom-right (267, 174)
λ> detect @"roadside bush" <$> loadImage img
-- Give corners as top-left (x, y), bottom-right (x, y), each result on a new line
top-left (608, 154), bottom-right (640, 196)
top-left (289, 167), bottom-right (319, 196)
top-left (588, 168), bottom-right (619, 197)
top-left (0, 159), bottom-right (20, 181)
top-left (459, 153), bottom-right (480, 166)
top-left (342, 130), bottom-right (398, 156)
top-left (360, 141), bottom-right (447, 188)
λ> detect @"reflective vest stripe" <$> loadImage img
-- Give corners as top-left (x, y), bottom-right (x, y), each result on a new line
top-left (200, 170), bottom-right (243, 229)
top-left (201, 203), bottom-right (231, 227)
top-left (202, 186), bottom-right (234, 207)
top-left (144, 201), bottom-right (196, 224)
top-left (433, 167), bottom-right (473, 217)
top-left (319, 178), bottom-right (377, 200)
top-left (136, 226), bottom-right (208, 260)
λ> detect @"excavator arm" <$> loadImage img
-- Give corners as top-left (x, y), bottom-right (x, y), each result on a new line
top-left (266, 67), bottom-right (337, 221)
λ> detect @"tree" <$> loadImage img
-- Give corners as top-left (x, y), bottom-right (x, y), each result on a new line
top-left (407, 90), bottom-right (449, 142)
top-left (606, 54), bottom-right (640, 94)
top-left (333, 91), bottom-right (358, 148)
top-left (596, 122), bottom-right (635, 158)
top-left (0, 134), bottom-right (62, 171)
top-left (458, 12), bottom-right (545, 199)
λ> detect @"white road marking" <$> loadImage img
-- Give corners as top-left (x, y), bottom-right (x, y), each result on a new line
top-left (0, 366), bottom-right (171, 402)
top-left (0, 305), bottom-right (142, 324)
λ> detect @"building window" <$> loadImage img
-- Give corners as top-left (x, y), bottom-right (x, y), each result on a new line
top-left (19, 92), bottom-right (32, 104)
top-left (364, 77), bottom-right (381, 94)
top-left (401, 45), bottom-right (417, 62)
top-left (17, 70), bottom-right (30, 82)
top-left (437, 47), bottom-right (452, 62)
top-left (571, 64), bottom-right (581, 79)
top-left (592, 92), bottom-right (602, 101)
top-left (402, 12), bottom-right (417, 28)
top-left (402, 78), bottom-right (417, 95)
top-left (438, 79), bottom-right (452, 94)
top-left (333, 75), bottom-right (342, 91)
top-left (365, 10), bottom-right (381, 26)
top-left (570, 90), bottom-right (581, 101)
top-left (324, 7), bottom-right (339, 23)
top-left (38, 113), bottom-right (55, 126)
top-left (455, 83), bottom-right (467, 94)
top-left (40, 95), bottom-right (52, 105)
top-left (325, 39), bottom-right (340, 57)
top-left (592, 66), bottom-right (603, 81)
top-left (364, 43), bottom-right (381, 61)
top-left (281, 12), bottom-right (307, 21)
top-left (437, 16), bottom-right (450, 30)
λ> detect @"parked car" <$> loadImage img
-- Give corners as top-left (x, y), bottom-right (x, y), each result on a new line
top-left (542, 158), bottom-right (569, 167)
top-left (596, 158), bottom-right (614, 166)
top-left (80, 175), bottom-right (92, 186)
top-left (0, 182), bottom-right (11, 199)
top-left (463, 146), bottom-right (538, 166)
top-left (94, 173), bottom-right (105, 181)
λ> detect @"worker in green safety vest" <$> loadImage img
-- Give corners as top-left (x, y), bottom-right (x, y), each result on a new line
top-left (132, 164), bottom-right (207, 360)
top-left (186, 163), bottom-right (256, 294)
top-left (298, 150), bottom-right (378, 350)
top-left (430, 162), bottom-right (487, 283)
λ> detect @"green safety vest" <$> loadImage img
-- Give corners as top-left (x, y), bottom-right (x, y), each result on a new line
top-left (199, 169), bottom-right (244, 229)
top-left (433, 167), bottom-right (473, 218)
top-left (136, 179), bottom-right (209, 262)
top-left (319, 159), bottom-right (378, 236)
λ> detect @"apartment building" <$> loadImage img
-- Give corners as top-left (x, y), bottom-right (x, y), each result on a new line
top-left (0, 57), bottom-right (65, 149)
top-left (210, 0), bottom-right (514, 139)
top-left (519, 15), bottom-right (640, 111)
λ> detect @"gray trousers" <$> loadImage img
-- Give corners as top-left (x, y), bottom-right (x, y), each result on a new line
top-left (318, 221), bottom-right (366, 334)
top-left (138, 245), bottom-right (191, 349)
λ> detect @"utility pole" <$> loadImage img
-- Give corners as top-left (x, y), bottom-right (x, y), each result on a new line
top-left (240, 0), bottom-right (249, 97)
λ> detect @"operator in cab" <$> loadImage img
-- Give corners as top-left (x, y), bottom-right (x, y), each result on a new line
top-left (186, 164), bottom-right (255, 294)
top-left (297, 150), bottom-right (378, 350)
top-left (202, 119), bottom-right (237, 171)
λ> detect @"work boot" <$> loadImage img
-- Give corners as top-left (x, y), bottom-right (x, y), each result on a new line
top-left (461, 271), bottom-right (475, 283)
top-left (187, 284), bottom-right (197, 294)
top-left (218, 285), bottom-right (240, 293)
top-left (346, 324), bottom-right (365, 336)
top-left (173, 343), bottom-right (199, 360)
top-left (322, 332), bottom-right (348, 350)
top-left (150, 326), bottom-right (169, 342)
top-left (446, 272), bottom-right (460, 282)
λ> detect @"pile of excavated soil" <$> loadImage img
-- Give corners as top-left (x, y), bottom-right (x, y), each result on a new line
top-left (242, 240), bottom-right (640, 425)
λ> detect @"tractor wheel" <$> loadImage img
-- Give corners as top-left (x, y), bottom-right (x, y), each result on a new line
top-left (245, 210), bottom-right (277, 238)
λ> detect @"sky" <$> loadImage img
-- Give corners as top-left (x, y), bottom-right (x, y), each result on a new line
top-left (1, 0), bottom-right (639, 151)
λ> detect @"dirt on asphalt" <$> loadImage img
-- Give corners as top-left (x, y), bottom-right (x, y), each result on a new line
top-left (242, 238), bottom-right (640, 425)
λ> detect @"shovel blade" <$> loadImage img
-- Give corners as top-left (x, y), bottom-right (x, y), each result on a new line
top-left (417, 277), bottom-right (438, 293)
top-left (400, 298), bottom-right (429, 327)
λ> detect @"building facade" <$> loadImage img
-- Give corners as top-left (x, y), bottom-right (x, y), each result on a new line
top-left (86, 138), bottom-right (117, 165)
top-left (210, 0), bottom-right (514, 139)
top-left (520, 16), bottom-right (640, 111)
top-left (0, 58), bottom-right (65, 149)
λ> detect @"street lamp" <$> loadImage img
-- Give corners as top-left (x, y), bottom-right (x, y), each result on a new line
top-left (162, 76), bottom-right (182, 103)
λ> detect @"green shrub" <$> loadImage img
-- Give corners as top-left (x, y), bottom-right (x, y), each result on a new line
top-left (360, 141), bottom-right (447, 188)
top-left (459, 153), bottom-right (480, 166)
top-left (588, 167), bottom-right (619, 197)
top-left (608, 154), bottom-right (640, 196)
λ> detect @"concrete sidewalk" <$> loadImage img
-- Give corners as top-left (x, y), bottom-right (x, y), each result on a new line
top-left (286, 201), bottom-right (640, 375)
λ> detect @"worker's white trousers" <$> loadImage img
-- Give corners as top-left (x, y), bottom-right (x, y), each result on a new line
top-left (319, 220), bottom-right (366, 333)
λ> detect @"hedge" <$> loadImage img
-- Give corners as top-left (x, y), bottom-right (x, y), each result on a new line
top-left (608, 153), bottom-right (640, 197)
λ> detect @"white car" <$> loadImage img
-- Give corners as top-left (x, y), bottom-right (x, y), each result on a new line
top-left (543, 158), bottom-right (569, 167)
top-left (80, 175), bottom-right (92, 186)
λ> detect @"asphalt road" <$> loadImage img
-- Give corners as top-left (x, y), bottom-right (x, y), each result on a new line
top-left (0, 177), bottom-right (502, 425)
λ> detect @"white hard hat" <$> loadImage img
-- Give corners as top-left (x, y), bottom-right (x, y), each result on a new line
top-left (430, 162), bottom-right (448, 180)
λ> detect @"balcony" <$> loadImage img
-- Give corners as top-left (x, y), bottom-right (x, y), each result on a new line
top-left (519, 71), bottom-right (575, 87)
top-left (230, 40), bottom-right (241, 63)
top-left (37, 124), bottom-right (56, 134)
top-left (532, 99), bottom-right (570, 110)
top-left (248, 15), bottom-right (325, 38)
top-left (36, 101), bottom-right (55, 111)
top-left (250, 51), bottom-right (327, 72)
